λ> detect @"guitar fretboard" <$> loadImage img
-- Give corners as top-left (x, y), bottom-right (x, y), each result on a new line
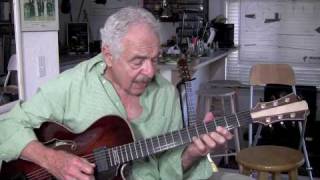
top-left (185, 81), bottom-right (197, 126)
top-left (93, 111), bottom-right (252, 170)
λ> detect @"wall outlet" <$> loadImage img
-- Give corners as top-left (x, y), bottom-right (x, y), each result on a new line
top-left (38, 56), bottom-right (46, 77)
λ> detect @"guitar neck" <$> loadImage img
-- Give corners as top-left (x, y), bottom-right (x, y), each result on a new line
top-left (184, 81), bottom-right (197, 126)
top-left (102, 111), bottom-right (252, 167)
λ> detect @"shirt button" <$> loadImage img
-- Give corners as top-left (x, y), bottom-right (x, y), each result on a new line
top-left (102, 79), bottom-right (107, 84)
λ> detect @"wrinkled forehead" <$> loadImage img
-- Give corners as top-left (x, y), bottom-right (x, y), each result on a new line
top-left (125, 40), bottom-right (160, 59)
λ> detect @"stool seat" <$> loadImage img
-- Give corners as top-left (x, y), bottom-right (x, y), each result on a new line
top-left (236, 145), bottom-right (304, 180)
top-left (204, 80), bottom-right (242, 88)
top-left (198, 87), bottom-right (235, 97)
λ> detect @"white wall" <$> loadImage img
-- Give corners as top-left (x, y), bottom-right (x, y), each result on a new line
top-left (22, 32), bottom-right (60, 99)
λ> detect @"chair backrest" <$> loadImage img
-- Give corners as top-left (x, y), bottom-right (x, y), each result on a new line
top-left (7, 54), bottom-right (17, 71)
top-left (4, 54), bottom-right (18, 87)
top-left (250, 64), bottom-right (295, 86)
top-left (248, 63), bottom-right (297, 146)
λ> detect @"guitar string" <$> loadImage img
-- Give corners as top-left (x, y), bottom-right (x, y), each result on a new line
top-left (25, 111), bottom-right (251, 179)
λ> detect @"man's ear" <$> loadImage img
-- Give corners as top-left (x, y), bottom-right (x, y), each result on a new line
top-left (101, 45), bottom-right (113, 67)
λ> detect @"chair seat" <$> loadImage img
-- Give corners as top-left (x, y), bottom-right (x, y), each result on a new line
top-left (0, 85), bottom-right (18, 95)
top-left (236, 145), bottom-right (304, 172)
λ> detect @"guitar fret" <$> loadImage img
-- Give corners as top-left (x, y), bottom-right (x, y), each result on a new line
top-left (235, 113), bottom-right (240, 127)
top-left (133, 142), bottom-right (139, 159)
top-left (124, 144), bottom-right (129, 162)
top-left (164, 134), bottom-right (168, 149)
top-left (178, 130), bottom-right (183, 145)
top-left (138, 141), bottom-right (144, 158)
top-left (156, 135), bottom-right (161, 152)
top-left (186, 128), bottom-right (191, 141)
top-left (129, 143), bottom-right (134, 161)
top-left (150, 138), bottom-right (155, 154)
top-left (224, 116), bottom-right (229, 129)
top-left (170, 131), bottom-right (175, 146)
top-left (120, 146), bottom-right (125, 163)
top-left (144, 139), bottom-right (150, 156)
top-left (195, 125), bottom-right (199, 137)
top-left (213, 119), bottom-right (217, 129)
top-left (108, 148), bottom-right (114, 167)
top-left (204, 122), bottom-right (209, 134)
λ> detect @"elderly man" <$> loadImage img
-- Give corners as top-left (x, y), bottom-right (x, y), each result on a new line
top-left (0, 7), bottom-right (235, 180)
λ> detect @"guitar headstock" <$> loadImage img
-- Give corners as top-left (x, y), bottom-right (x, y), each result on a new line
top-left (250, 93), bottom-right (309, 125)
top-left (177, 55), bottom-right (192, 82)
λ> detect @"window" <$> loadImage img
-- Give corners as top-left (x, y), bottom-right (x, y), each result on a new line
top-left (226, 0), bottom-right (320, 88)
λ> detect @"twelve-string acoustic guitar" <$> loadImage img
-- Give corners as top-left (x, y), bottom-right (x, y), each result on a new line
top-left (0, 93), bottom-right (309, 180)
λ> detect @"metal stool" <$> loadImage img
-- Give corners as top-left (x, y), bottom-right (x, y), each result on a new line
top-left (196, 80), bottom-right (241, 165)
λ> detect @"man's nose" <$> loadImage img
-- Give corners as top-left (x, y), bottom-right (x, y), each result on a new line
top-left (142, 60), bottom-right (156, 78)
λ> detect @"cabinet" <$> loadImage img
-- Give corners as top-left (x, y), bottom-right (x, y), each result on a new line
top-left (0, 0), bottom-right (14, 75)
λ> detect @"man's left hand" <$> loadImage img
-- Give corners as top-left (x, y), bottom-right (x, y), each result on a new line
top-left (181, 112), bottom-right (233, 171)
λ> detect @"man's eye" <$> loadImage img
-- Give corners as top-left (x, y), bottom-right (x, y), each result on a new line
top-left (132, 60), bottom-right (143, 67)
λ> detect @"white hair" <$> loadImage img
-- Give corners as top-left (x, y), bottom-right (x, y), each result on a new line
top-left (100, 6), bottom-right (160, 59)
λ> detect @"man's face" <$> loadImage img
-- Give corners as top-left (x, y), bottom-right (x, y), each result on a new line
top-left (104, 23), bottom-right (160, 96)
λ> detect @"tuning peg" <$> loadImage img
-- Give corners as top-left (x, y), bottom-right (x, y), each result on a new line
top-left (269, 124), bottom-right (272, 128)
top-left (280, 121), bottom-right (286, 128)
top-left (278, 114), bottom-right (283, 120)
top-left (261, 103), bottom-right (266, 109)
top-left (290, 113), bottom-right (296, 118)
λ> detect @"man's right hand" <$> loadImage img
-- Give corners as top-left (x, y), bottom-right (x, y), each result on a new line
top-left (21, 140), bottom-right (95, 180)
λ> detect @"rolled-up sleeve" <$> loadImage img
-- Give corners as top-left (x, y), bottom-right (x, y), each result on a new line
top-left (0, 76), bottom-right (68, 162)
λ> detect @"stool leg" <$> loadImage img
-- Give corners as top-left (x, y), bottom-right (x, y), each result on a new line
top-left (257, 171), bottom-right (269, 180)
top-left (272, 172), bottom-right (281, 180)
top-left (230, 94), bottom-right (241, 153)
top-left (220, 96), bottom-right (229, 165)
top-left (239, 165), bottom-right (251, 176)
top-left (288, 168), bottom-right (298, 180)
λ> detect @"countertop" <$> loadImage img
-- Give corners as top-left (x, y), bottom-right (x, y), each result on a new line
top-left (158, 48), bottom-right (237, 71)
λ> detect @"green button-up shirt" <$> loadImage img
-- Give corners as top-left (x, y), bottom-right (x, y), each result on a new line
top-left (0, 54), bottom-right (212, 179)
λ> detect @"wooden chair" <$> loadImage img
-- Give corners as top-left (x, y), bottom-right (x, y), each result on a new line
top-left (236, 64), bottom-right (313, 180)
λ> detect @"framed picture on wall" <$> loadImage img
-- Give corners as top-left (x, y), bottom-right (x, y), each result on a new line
top-left (20, 0), bottom-right (59, 31)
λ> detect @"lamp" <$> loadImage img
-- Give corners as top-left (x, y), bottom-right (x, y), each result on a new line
top-left (160, 0), bottom-right (171, 18)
